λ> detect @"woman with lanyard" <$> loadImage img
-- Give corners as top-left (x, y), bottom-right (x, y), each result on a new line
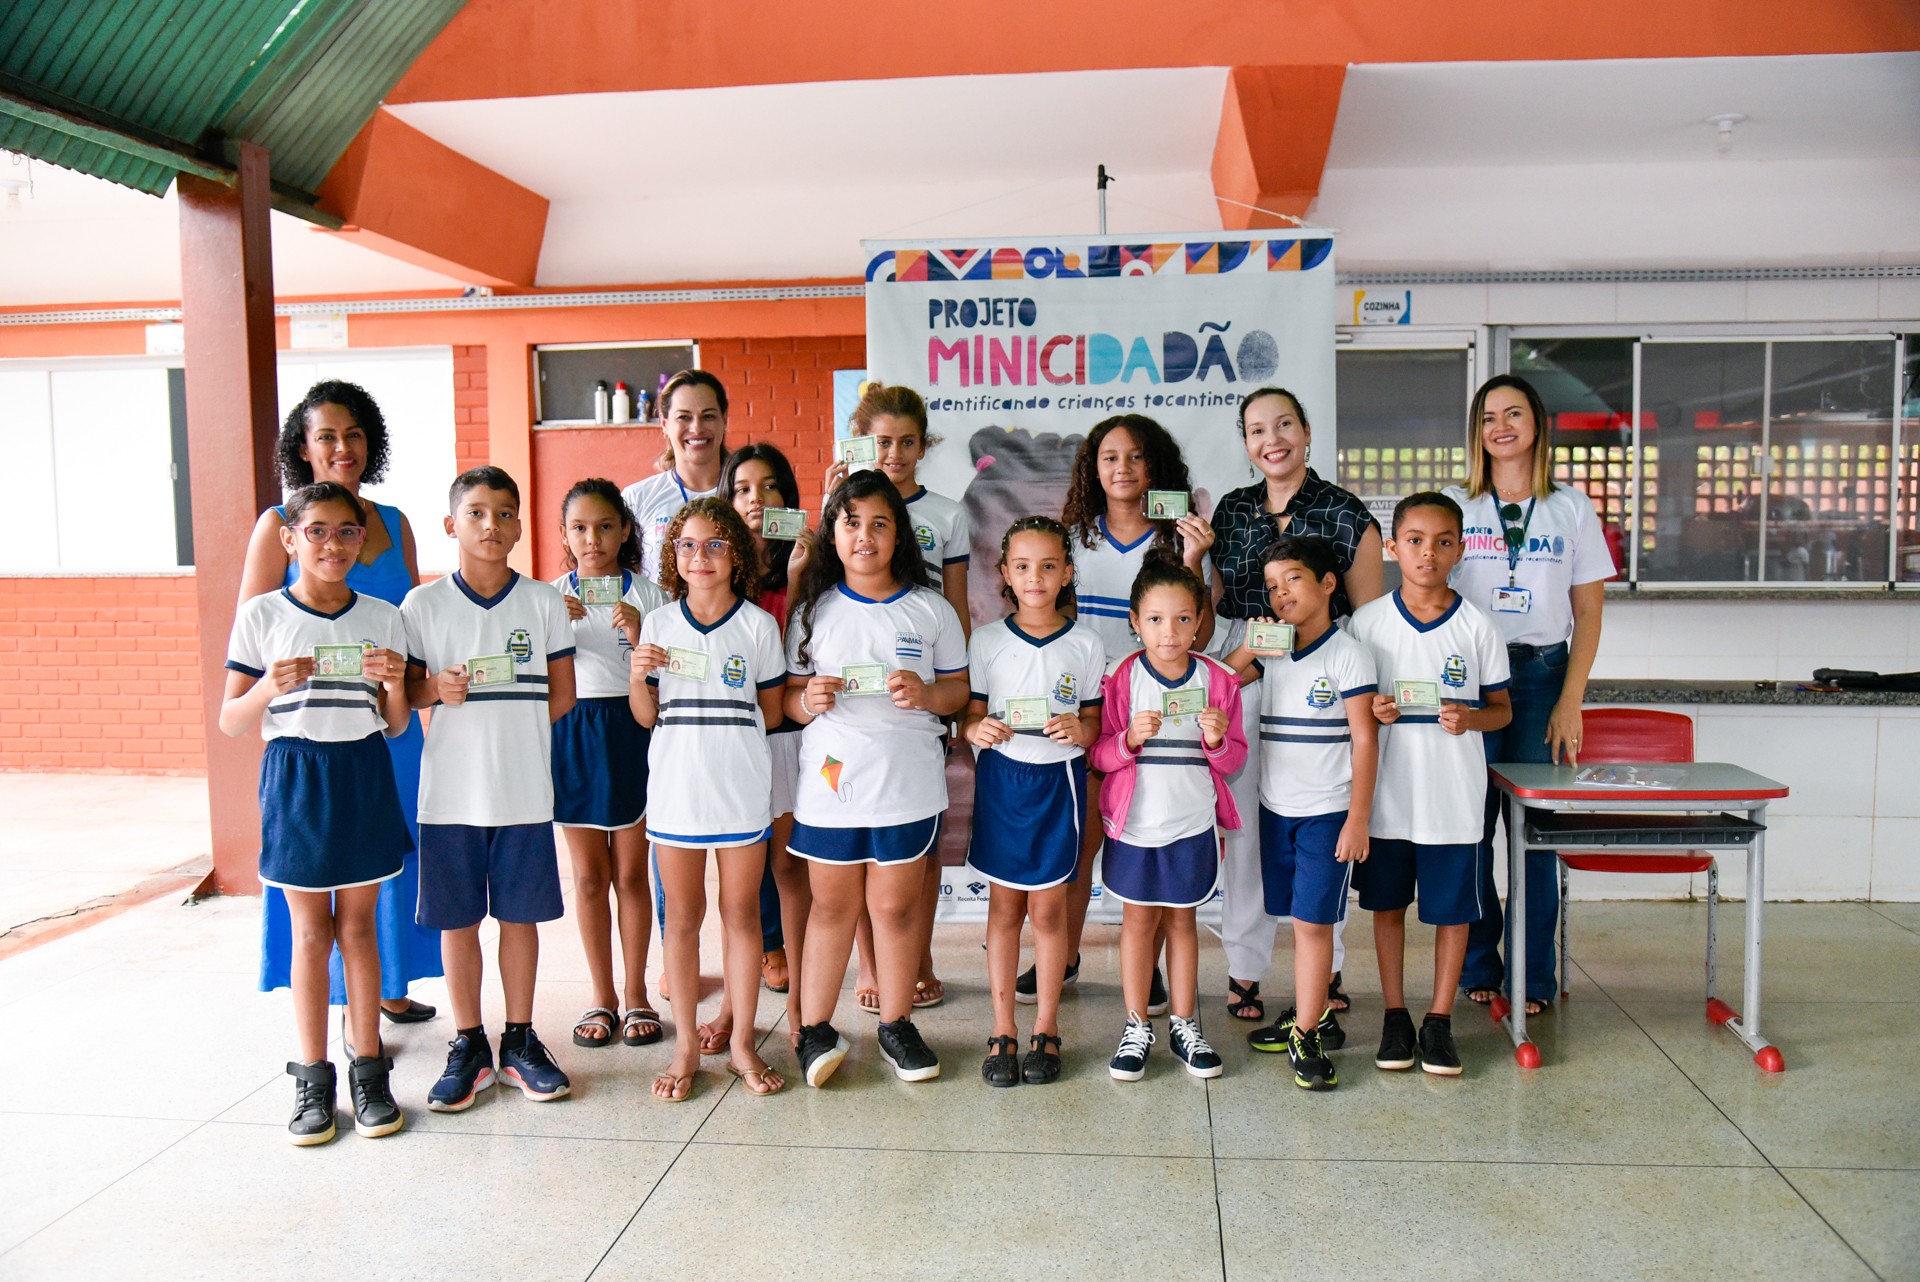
top-left (1444, 374), bottom-right (1611, 1016)
top-left (239, 380), bottom-right (441, 1027)
top-left (1208, 388), bottom-right (1384, 1024)
top-left (620, 370), bottom-right (733, 583)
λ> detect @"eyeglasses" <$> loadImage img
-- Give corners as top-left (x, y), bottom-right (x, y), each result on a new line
top-left (673, 538), bottom-right (732, 559)
top-left (291, 523), bottom-right (366, 545)
top-left (1499, 502), bottom-right (1527, 549)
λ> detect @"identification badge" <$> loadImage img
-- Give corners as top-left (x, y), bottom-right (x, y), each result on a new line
top-left (1162, 687), bottom-right (1206, 719)
top-left (468, 654), bottom-right (515, 688)
top-left (313, 643), bottom-right (365, 677)
top-left (841, 662), bottom-right (887, 695)
top-left (762, 507), bottom-right (806, 539)
top-left (1004, 696), bottom-right (1050, 729)
top-left (1394, 679), bottom-right (1441, 709)
top-left (579, 576), bottom-right (623, 606)
top-left (1491, 586), bottom-right (1534, 615)
top-left (667, 647), bottom-right (710, 680)
top-left (1247, 622), bottom-right (1295, 655)
top-left (838, 434), bottom-right (879, 468)
top-left (1146, 490), bottom-right (1190, 520)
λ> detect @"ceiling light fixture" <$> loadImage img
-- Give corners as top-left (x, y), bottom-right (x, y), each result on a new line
top-left (1706, 112), bottom-right (1747, 154)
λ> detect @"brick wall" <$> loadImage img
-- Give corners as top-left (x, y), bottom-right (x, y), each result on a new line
top-left (702, 335), bottom-right (866, 515)
top-left (0, 575), bottom-right (206, 774)
top-left (453, 343), bottom-right (489, 473)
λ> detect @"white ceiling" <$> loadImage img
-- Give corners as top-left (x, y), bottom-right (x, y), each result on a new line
top-left (2, 52), bottom-right (1916, 305)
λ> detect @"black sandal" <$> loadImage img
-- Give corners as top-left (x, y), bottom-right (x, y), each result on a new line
top-left (1022, 1032), bottom-right (1062, 1085)
top-left (982, 1035), bottom-right (1021, 1088)
top-left (1327, 971), bottom-right (1351, 1013)
top-left (1227, 977), bottom-right (1264, 1021)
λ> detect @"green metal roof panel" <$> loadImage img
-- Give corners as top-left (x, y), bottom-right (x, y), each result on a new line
top-left (0, 117), bottom-right (174, 194)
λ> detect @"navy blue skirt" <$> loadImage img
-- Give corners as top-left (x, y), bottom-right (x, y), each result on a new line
top-left (789, 815), bottom-right (940, 866)
top-left (969, 750), bottom-right (1086, 890)
top-left (1101, 828), bottom-right (1220, 908)
top-left (260, 733), bottom-right (413, 892)
top-left (552, 696), bottom-right (650, 830)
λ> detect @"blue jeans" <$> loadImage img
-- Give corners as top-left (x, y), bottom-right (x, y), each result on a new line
top-left (651, 843), bottom-right (784, 951)
top-left (1461, 642), bottom-right (1567, 1001)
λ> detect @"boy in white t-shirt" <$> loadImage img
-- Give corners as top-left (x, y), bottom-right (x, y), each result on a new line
top-left (1348, 493), bottom-right (1511, 1079)
top-left (403, 467), bottom-right (578, 1113)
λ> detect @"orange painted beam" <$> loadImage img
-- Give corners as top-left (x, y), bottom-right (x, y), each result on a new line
top-left (1212, 65), bottom-right (1345, 229)
top-left (390, 0), bottom-right (1920, 103)
top-left (317, 110), bottom-right (548, 288)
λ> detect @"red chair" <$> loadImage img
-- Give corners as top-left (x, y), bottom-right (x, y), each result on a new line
top-left (1556, 709), bottom-right (1719, 1004)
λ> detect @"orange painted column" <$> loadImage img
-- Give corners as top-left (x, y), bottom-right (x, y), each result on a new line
top-left (177, 142), bottom-right (281, 896)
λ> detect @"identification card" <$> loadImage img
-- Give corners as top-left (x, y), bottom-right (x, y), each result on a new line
top-left (313, 643), bottom-right (365, 677)
top-left (1162, 687), bottom-right (1206, 720)
top-left (1247, 622), bottom-right (1295, 655)
top-left (1004, 696), bottom-right (1050, 729)
top-left (1146, 490), bottom-right (1190, 520)
top-left (762, 507), bottom-right (806, 539)
top-left (1394, 679), bottom-right (1441, 709)
top-left (468, 654), bottom-right (515, 688)
top-left (1491, 585), bottom-right (1534, 615)
top-left (579, 576), bottom-right (623, 606)
top-left (841, 662), bottom-right (887, 695)
top-left (838, 434), bottom-right (879, 468)
top-left (666, 646), bottom-right (710, 680)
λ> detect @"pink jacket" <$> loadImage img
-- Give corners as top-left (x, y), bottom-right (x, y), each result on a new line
top-left (1090, 651), bottom-right (1248, 839)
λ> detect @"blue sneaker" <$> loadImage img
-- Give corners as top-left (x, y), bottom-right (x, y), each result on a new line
top-left (428, 1034), bottom-right (495, 1112)
top-left (499, 1029), bottom-right (571, 1101)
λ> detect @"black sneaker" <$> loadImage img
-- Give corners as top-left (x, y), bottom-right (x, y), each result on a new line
top-left (428, 1034), bottom-right (495, 1112)
top-left (1375, 1007), bottom-right (1417, 1070)
top-left (1108, 1014), bottom-right (1154, 1081)
top-left (348, 1053), bottom-right (404, 1137)
top-left (1146, 966), bottom-right (1169, 1017)
top-left (1418, 1015), bottom-right (1463, 1077)
top-left (877, 1018), bottom-right (941, 1081)
top-left (1168, 1015), bottom-right (1223, 1079)
top-left (285, 1060), bottom-right (336, 1146)
top-left (796, 1021), bottom-right (848, 1088)
top-left (1014, 953), bottom-right (1081, 1005)
top-left (1250, 1004), bottom-right (1344, 1053)
top-left (1289, 1026), bottom-right (1337, 1091)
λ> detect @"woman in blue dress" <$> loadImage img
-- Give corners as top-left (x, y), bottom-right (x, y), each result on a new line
top-left (239, 381), bottom-right (442, 1022)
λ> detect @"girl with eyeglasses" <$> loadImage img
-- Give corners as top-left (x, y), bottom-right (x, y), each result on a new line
top-left (1443, 374), bottom-right (1615, 1017)
top-left (221, 483), bottom-right (414, 1144)
top-left (628, 497), bottom-right (788, 1100)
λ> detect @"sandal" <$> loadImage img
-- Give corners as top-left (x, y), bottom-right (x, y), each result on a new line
top-left (1466, 988), bottom-right (1500, 1006)
top-left (621, 1007), bottom-right (663, 1047)
top-left (696, 1021), bottom-right (731, 1055)
top-left (857, 987), bottom-right (880, 1015)
top-left (651, 1070), bottom-right (693, 1102)
top-left (1022, 1032), bottom-right (1062, 1085)
top-left (761, 949), bottom-right (790, 993)
top-left (1227, 977), bottom-right (1264, 1022)
top-left (572, 1007), bottom-right (617, 1048)
top-left (982, 1035), bottom-right (1020, 1088)
top-left (912, 978), bottom-right (946, 1009)
top-left (1326, 971), bottom-right (1351, 1013)
top-left (1525, 996), bottom-right (1554, 1017)
top-left (728, 1061), bottom-right (785, 1096)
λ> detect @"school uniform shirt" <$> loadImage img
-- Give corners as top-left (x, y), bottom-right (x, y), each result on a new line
top-left (620, 469), bottom-right (718, 586)
top-left (401, 572), bottom-right (574, 827)
top-left (1253, 626), bottom-right (1377, 816)
top-left (225, 589), bottom-right (404, 742)
top-left (787, 583), bottom-right (967, 828)
top-left (1115, 653), bottom-right (1220, 847)
top-left (1074, 517), bottom-right (1218, 666)
top-left (1442, 483), bottom-right (1615, 647)
top-left (1347, 591), bottom-right (1511, 846)
top-left (966, 617), bottom-right (1105, 766)
top-left (639, 598), bottom-right (786, 843)
top-left (550, 569), bottom-right (671, 699)
top-left (904, 486), bottom-right (970, 582)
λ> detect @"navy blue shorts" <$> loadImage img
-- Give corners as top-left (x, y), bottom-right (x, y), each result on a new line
top-left (551, 696), bottom-right (649, 830)
top-left (968, 751), bottom-right (1086, 891)
top-left (1101, 828), bottom-right (1219, 908)
top-left (1258, 807), bottom-right (1352, 925)
top-left (1354, 838), bottom-right (1479, 926)
top-left (788, 815), bottom-right (940, 866)
top-left (259, 733), bottom-right (412, 892)
top-left (417, 822), bottom-right (563, 929)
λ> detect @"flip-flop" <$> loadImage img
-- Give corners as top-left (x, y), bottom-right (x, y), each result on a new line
top-left (912, 978), bottom-right (945, 1009)
top-left (572, 1007), bottom-right (617, 1048)
top-left (857, 987), bottom-right (880, 1015)
top-left (621, 1007), bottom-right (663, 1047)
top-left (651, 1071), bottom-right (693, 1102)
top-left (727, 1062), bottom-right (785, 1096)
top-left (696, 1021), bottom-right (731, 1055)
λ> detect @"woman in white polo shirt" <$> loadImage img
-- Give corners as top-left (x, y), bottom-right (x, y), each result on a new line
top-left (1444, 374), bottom-right (1613, 1016)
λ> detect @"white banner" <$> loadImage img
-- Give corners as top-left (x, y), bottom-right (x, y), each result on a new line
top-left (862, 232), bottom-right (1337, 921)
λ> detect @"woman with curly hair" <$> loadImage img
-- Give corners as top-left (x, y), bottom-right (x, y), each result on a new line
top-left (629, 497), bottom-right (788, 1100)
top-left (238, 380), bottom-right (442, 1029)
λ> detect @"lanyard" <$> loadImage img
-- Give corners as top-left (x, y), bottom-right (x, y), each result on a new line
top-left (1505, 497), bottom-right (1537, 588)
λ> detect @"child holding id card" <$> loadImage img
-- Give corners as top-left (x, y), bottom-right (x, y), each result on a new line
top-left (1090, 560), bottom-right (1246, 1082)
top-left (630, 497), bottom-right (787, 1101)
